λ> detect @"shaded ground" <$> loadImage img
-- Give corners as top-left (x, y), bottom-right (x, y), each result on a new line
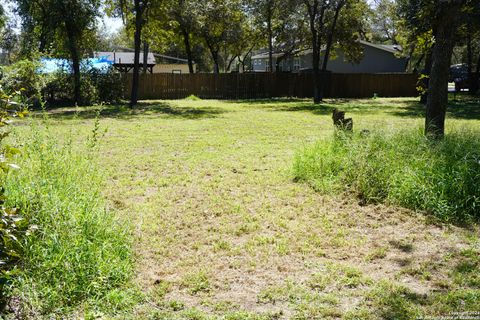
top-left (39, 97), bottom-right (479, 319)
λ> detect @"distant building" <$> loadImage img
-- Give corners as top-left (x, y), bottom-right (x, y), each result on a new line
top-left (93, 51), bottom-right (195, 74)
top-left (251, 41), bottom-right (407, 73)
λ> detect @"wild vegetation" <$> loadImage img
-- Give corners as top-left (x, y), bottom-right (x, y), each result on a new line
top-left (0, 0), bottom-right (479, 318)
top-left (2, 116), bottom-right (133, 317)
top-left (294, 128), bottom-right (480, 221)
top-left (2, 96), bottom-right (476, 318)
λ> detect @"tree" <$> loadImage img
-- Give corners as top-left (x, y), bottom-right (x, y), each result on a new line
top-left (370, 0), bottom-right (400, 44)
top-left (303, 0), bottom-right (367, 103)
top-left (197, 0), bottom-right (245, 73)
top-left (106, 0), bottom-right (167, 106)
top-left (169, 0), bottom-right (198, 73)
top-left (14, 0), bottom-right (101, 105)
top-left (425, 0), bottom-right (466, 138)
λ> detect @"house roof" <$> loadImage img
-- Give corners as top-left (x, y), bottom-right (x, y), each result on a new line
top-left (153, 53), bottom-right (193, 64)
top-left (94, 52), bottom-right (156, 65)
top-left (251, 41), bottom-right (403, 60)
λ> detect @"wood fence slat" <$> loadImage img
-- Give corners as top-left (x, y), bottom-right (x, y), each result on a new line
top-left (123, 73), bottom-right (418, 100)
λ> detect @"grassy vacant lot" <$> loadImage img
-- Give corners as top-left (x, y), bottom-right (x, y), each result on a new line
top-left (13, 96), bottom-right (480, 318)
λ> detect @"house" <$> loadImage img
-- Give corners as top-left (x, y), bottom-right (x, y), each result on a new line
top-left (94, 52), bottom-right (156, 73)
top-left (153, 53), bottom-right (196, 74)
top-left (251, 41), bottom-right (407, 73)
top-left (93, 50), bottom-right (195, 74)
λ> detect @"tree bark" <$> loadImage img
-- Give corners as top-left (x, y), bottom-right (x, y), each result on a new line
top-left (210, 49), bottom-right (220, 74)
top-left (64, 20), bottom-right (81, 105)
top-left (267, 1), bottom-right (274, 73)
top-left (131, 0), bottom-right (144, 107)
top-left (143, 41), bottom-right (149, 74)
top-left (182, 28), bottom-right (195, 73)
top-left (321, 0), bottom-right (343, 72)
top-left (420, 47), bottom-right (433, 104)
top-left (305, 0), bottom-right (325, 104)
top-left (425, 1), bottom-right (464, 138)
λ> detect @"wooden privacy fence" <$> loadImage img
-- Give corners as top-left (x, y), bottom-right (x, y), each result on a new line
top-left (121, 72), bottom-right (418, 100)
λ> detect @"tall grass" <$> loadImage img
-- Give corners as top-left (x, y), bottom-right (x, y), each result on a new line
top-left (3, 121), bottom-right (133, 316)
top-left (294, 128), bottom-right (480, 222)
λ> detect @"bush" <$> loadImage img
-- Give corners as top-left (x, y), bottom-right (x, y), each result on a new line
top-left (1, 60), bottom-right (124, 107)
top-left (90, 68), bottom-right (124, 104)
top-left (42, 71), bottom-right (98, 106)
top-left (0, 60), bottom-right (44, 105)
top-left (294, 129), bottom-right (480, 222)
top-left (3, 123), bottom-right (133, 315)
top-left (0, 90), bottom-right (30, 309)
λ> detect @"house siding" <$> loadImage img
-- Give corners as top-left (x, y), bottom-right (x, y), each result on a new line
top-left (252, 43), bottom-right (407, 74)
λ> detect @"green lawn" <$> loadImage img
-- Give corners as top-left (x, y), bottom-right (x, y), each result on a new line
top-left (14, 97), bottom-right (480, 319)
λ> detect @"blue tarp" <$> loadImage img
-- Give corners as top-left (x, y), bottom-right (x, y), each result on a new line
top-left (39, 56), bottom-right (113, 73)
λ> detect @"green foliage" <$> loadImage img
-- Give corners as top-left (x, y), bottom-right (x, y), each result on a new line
top-left (90, 68), bottom-right (124, 104)
top-left (0, 60), bottom-right (44, 104)
top-left (184, 94), bottom-right (201, 101)
top-left (4, 122), bottom-right (133, 315)
top-left (0, 90), bottom-right (30, 307)
top-left (294, 128), bottom-right (480, 221)
top-left (42, 71), bottom-right (98, 106)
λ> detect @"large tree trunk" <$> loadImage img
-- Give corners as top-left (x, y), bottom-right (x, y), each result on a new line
top-left (182, 28), bottom-right (195, 73)
top-left (131, 0), bottom-right (143, 107)
top-left (64, 20), bottom-right (81, 105)
top-left (211, 50), bottom-right (220, 74)
top-left (425, 1), bottom-right (463, 138)
top-left (420, 47), bottom-right (433, 104)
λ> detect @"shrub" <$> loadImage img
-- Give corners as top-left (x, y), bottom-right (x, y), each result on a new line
top-left (42, 71), bottom-right (98, 106)
top-left (294, 129), bottom-right (480, 222)
top-left (184, 94), bottom-right (202, 101)
top-left (3, 122), bottom-right (133, 315)
top-left (0, 60), bottom-right (44, 105)
top-left (89, 68), bottom-right (124, 104)
top-left (0, 90), bottom-right (30, 309)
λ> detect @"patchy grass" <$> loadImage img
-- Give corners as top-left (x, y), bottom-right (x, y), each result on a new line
top-left (9, 96), bottom-right (480, 318)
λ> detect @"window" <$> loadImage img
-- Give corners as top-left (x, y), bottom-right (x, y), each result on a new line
top-left (293, 58), bottom-right (301, 71)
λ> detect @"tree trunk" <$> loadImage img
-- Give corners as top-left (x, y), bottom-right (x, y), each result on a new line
top-left (321, 1), bottom-right (343, 72)
top-left (182, 28), bottom-right (195, 73)
top-left (312, 49), bottom-right (321, 104)
top-left (425, 1), bottom-right (463, 138)
top-left (143, 41), bottom-right (149, 73)
top-left (131, 0), bottom-right (143, 107)
top-left (211, 51), bottom-right (220, 74)
top-left (306, 1), bottom-right (324, 104)
top-left (267, 3), bottom-right (274, 73)
top-left (420, 47), bottom-right (433, 104)
top-left (64, 20), bottom-right (81, 105)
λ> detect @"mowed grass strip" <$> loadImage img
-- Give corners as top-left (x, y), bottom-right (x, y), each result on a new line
top-left (11, 96), bottom-right (480, 319)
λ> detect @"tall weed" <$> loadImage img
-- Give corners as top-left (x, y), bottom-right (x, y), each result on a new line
top-left (4, 120), bottom-right (133, 315)
top-left (294, 128), bottom-right (480, 221)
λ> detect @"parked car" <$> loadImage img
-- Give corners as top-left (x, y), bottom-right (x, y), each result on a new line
top-left (449, 64), bottom-right (479, 92)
